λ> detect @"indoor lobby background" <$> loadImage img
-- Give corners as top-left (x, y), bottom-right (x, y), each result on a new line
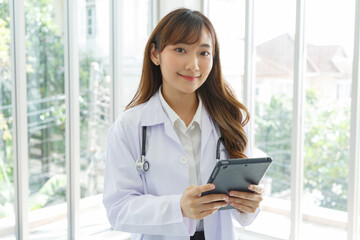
top-left (0, 0), bottom-right (360, 239)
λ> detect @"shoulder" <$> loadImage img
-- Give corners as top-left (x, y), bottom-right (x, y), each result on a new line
top-left (119, 103), bottom-right (146, 125)
top-left (112, 103), bottom-right (146, 134)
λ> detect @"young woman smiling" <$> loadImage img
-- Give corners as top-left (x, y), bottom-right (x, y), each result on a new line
top-left (103, 8), bottom-right (263, 240)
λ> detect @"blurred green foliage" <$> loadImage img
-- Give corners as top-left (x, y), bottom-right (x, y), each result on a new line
top-left (255, 90), bottom-right (350, 211)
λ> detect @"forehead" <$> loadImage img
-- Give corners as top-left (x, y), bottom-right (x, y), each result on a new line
top-left (173, 29), bottom-right (213, 48)
top-left (197, 29), bottom-right (212, 47)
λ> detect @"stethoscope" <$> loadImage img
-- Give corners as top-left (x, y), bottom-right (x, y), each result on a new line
top-left (136, 126), bottom-right (224, 175)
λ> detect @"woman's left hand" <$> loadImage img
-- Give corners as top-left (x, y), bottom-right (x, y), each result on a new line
top-left (228, 184), bottom-right (264, 213)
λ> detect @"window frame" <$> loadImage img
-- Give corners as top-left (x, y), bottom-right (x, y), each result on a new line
top-left (9, 0), bottom-right (29, 238)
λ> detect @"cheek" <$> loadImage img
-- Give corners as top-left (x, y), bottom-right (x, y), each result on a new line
top-left (201, 59), bottom-right (213, 74)
top-left (162, 54), bottom-right (181, 72)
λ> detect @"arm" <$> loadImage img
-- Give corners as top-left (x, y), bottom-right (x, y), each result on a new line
top-left (102, 121), bottom-right (194, 236)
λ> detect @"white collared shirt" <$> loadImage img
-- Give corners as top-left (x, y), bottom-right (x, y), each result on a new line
top-left (159, 87), bottom-right (204, 230)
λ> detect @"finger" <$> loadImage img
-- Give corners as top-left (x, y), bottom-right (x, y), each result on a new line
top-left (185, 185), bottom-right (197, 191)
top-left (248, 184), bottom-right (264, 194)
top-left (184, 201), bottom-right (226, 220)
top-left (199, 193), bottom-right (229, 204)
top-left (229, 201), bottom-right (257, 213)
top-left (196, 208), bottom-right (218, 220)
top-left (229, 197), bottom-right (260, 209)
top-left (198, 201), bottom-right (228, 212)
top-left (229, 191), bottom-right (263, 201)
top-left (191, 184), bottom-right (215, 197)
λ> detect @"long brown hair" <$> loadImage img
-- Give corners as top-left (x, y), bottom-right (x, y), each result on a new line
top-left (126, 8), bottom-right (250, 158)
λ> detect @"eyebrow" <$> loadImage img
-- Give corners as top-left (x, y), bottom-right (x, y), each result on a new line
top-left (174, 42), bottom-right (213, 49)
top-left (199, 43), bottom-right (212, 49)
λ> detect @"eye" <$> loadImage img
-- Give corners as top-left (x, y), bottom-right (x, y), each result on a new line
top-left (175, 48), bottom-right (185, 53)
top-left (201, 51), bottom-right (211, 56)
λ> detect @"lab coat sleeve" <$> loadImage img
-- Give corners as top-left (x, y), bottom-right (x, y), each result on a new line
top-left (103, 119), bottom-right (196, 236)
top-left (230, 207), bottom-right (260, 226)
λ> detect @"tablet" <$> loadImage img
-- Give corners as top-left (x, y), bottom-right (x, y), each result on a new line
top-left (202, 157), bottom-right (273, 210)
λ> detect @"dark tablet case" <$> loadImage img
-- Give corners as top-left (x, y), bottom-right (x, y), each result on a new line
top-left (202, 157), bottom-right (273, 210)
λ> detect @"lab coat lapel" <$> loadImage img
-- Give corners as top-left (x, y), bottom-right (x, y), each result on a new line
top-left (141, 91), bottom-right (183, 147)
top-left (140, 92), bottom-right (166, 127)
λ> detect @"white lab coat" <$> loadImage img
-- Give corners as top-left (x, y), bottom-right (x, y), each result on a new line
top-left (103, 91), bottom-right (260, 240)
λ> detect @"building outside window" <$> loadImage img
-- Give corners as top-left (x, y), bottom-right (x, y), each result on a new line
top-left (86, 0), bottom-right (96, 38)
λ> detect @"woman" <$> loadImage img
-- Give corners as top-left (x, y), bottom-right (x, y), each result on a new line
top-left (103, 8), bottom-right (263, 240)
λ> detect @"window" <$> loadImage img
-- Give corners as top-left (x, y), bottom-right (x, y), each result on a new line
top-left (79, 0), bottom-right (110, 199)
top-left (24, 0), bottom-right (67, 237)
top-left (208, 0), bottom-right (359, 239)
top-left (208, 0), bottom-right (245, 101)
top-left (120, 0), bottom-right (152, 108)
top-left (252, 0), bottom-right (295, 238)
top-left (302, 0), bottom-right (354, 238)
top-left (1, 0), bottom-right (152, 238)
top-left (3, 1), bottom-right (360, 239)
top-left (78, 0), bottom-right (111, 234)
top-left (0, 0), bottom-right (15, 238)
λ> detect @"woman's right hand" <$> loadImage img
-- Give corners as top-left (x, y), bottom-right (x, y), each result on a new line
top-left (180, 184), bottom-right (229, 220)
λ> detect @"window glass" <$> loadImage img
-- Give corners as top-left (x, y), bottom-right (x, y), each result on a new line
top-left (209, 0), bottom-right (245, 102)
top-left (78, 0), bottom-right (111, 234)
top-left (25, 0), bottom-right (67, 238)
top-left (120, 0), bottom-right (152, 109)
top-left (78, 0), bottom-right (151, 237)
top-left (0, 0), bottom-right (15, 238)
top-left (78, 0), bottom-right (110, 199)
top-left (251, 0), bottom-right (295, 238)
top-left (303, 0), bottom-right (353, 238)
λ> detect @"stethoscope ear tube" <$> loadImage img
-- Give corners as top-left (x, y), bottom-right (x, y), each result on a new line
top-left (136, 126), bottom-right (223, 174)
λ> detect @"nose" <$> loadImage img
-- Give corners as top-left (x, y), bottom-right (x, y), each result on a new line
top-left (185, 54), bottom-right (200, 72)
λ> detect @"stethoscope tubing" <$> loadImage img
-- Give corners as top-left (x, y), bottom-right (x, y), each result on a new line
top-left (136, 126), bottom-right (223, 174)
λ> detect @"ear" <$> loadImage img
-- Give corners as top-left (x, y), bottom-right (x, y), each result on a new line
top-left (150, 43), bottom-right (160, 66)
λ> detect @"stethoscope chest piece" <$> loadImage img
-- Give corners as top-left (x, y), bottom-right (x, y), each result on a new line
top-left (136, 126), bottom-right (150, 174)
top-left (136, 155), bottom-right (149, 174)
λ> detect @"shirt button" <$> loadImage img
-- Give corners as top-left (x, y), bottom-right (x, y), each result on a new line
top-left (179, 157), bottom-right (188, 165)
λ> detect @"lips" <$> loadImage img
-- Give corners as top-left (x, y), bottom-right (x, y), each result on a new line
top-left (178, 73), bottom-right (201, 81)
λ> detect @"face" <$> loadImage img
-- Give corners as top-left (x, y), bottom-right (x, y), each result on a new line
top-left (151, 29), bottom-right (213, 98)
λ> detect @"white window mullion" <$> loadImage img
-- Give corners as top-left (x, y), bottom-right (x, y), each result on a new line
top-left (110, 0), bottom-right (124, 121)
top-left (244, 0), bottom-right (255, 155)
top-left (64, 0), bottom-right (80, 239)
top-left (291, 0), bottom-right (306, 239)
top-left (9, 0), bottom-right (29, 239)
top-left (348, 0), bottom-right (360, 239)
top-left (151, 0), bottom-right (159, 31)
top-left (201, 0), bottom-right (209, 16)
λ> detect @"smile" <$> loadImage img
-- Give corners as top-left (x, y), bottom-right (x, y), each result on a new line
top-left (178, 73), bottom-right (201, 81)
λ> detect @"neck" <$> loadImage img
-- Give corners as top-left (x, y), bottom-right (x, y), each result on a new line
top-left (161, 88), bottom-right (199, 126)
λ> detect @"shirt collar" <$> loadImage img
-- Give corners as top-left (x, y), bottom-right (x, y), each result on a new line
top-left (159, 86), bottom-right (202, 129)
